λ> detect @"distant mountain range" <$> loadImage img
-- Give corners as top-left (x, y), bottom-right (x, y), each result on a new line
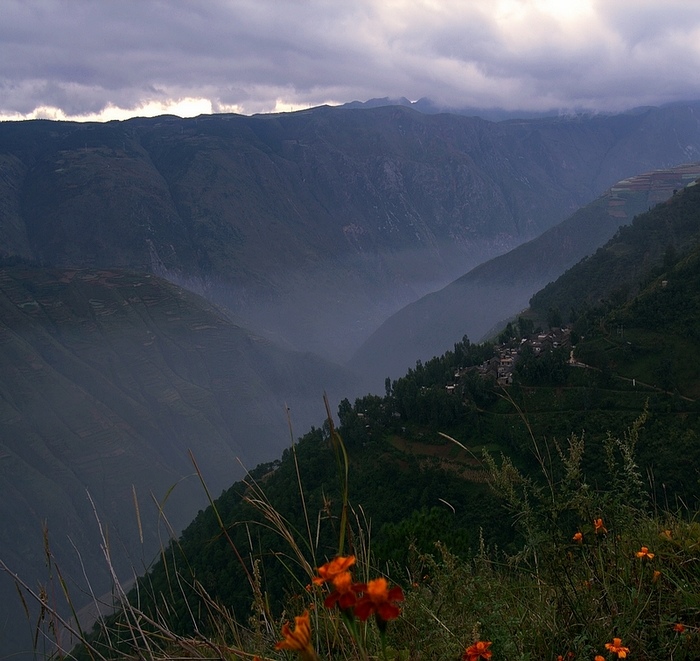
top-left (350, 163), bottom-right (700, 388)
top-left (341, 96), bottom-right (563, 121)
top-left (2, 102), bottom-right (700, 366)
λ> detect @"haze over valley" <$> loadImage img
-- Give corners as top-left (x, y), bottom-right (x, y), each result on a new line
top-left (352, 161), bottom-right (700, 387)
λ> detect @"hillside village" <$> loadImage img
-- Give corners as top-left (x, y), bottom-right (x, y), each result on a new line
top-left (453, 326), bottom-right (572, 388)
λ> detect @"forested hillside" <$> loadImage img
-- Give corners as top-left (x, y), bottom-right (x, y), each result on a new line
top-left (530, 181), bottom-right (700, 321)
top-left (568, 232), bottom-right (700, 400)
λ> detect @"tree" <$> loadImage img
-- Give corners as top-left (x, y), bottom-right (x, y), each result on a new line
top-left (498, 322), bottom-right (515, 344)
top-left (547, 306), bottom-right (563, 329)
top-left (517, 316), bottom-right (534, 338)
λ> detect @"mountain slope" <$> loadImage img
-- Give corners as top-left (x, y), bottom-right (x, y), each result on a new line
top-left (350, 164), bottom-right (700, 387)
top-left (530, 180), bottom-right (700, 320)
top-left (570, 243), bottom-right (700, 400)
top-left (60, 170), bottom-right (700, 660)
top-left (2, 104), bottom-right (700, 361)
top-left (0, 264), bottom-right (356, 659)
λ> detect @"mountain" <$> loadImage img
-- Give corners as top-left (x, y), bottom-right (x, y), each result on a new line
top-left (72, 183), bottom-right (700, 657)
top-left (530, 179), bottom-right (700, 321)
top-left (0, 263), bottom-right (356, 659)
top-left (5, 102), bottom-right (700, 657)
top-left (342, 96), bottom-right (576, 121)
top-left (2, 103), bottom-right (700, 365)
top-left (350, 164), bottom-right (700, 388)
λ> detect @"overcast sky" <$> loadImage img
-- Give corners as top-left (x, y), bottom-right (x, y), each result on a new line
top-left (2, 0), bottom-right (700, 122)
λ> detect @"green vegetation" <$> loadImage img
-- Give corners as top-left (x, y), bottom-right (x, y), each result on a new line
top-left (22, 402), bottom-right (700, 660)
top-left (531, 181), bottom-right (700, 323)
top-left (43, 178), bottom-right (700, 658)
top-left (6, 123), bottom-right (700, 659)
top-left (570, 243), bottom-right (700, 399)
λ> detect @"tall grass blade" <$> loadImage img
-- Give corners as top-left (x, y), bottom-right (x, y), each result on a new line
top-left (324, 393), bottom-right (350, 555)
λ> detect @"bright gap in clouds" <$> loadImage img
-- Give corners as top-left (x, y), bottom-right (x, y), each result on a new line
top-left (0, 98), bottom-right (233, 123)
top-left (536, 0), bottom-right (594, 21)
top-left (0, 97), bottom-right (332, 123)
top-left (0, 98), bottom-right (219, 123)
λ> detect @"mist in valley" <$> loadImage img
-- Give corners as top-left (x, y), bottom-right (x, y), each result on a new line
top-left (173, 236), bottom-right (535, 368)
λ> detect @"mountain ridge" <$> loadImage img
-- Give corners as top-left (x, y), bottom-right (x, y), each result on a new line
top-left (3, 103), bottom-right (700, 363)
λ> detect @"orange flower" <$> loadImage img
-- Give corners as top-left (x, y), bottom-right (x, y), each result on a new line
top-left (604, 637), bottom-right (630, 658)
top-left (652, 570), bottom-right (661, 582)
top-left (323, 570), bottom-right (360, 609)
top-left (275, 611), bottom-right (317, 660)
top-left (463, 640), bottom-right (492, 660)
top-left (636, 546), bottom-right (654, 560)
top-left (594, 518), bottom-right (607, 534)
top-left (313, 556), bottom-right (355, 586)
top-left (595, 656), bottom-right (605, 661)
top-left (354, 577), bottom-right (404, 622)
top-left (572, 531), bottom-right (583, 543)
top-left (314, 556), bottom-right (362, 610)
top-left (674, 622), bottom-right (686, 633)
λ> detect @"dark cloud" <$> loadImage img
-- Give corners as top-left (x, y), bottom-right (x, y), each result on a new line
top-left (1, 0), bottom-right (699, 120)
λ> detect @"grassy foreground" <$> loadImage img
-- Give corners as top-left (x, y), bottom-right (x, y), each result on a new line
top-left (8, 410), bottom-right (700, 660)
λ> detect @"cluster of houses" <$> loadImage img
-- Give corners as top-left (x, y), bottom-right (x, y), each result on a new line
top-left (448, 326), bottom-right (572, 390)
